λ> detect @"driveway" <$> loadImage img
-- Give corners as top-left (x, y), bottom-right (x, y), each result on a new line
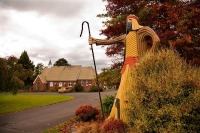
top-left (0, 90), bottom-right (117, 133)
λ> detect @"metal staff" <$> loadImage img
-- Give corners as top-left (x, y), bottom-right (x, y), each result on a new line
top-left (80, 21), bottom-right (104, 118)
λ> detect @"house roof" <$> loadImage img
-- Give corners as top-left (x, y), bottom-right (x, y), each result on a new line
top-left (35, 65), bottom-right (95, 83)
top-left (78, 66), bottom-right (96, 80)
top-left (39, 75), bottom-right (47, 83)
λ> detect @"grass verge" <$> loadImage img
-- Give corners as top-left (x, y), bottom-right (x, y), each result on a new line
top-left (0, 93), bottom-right (74, 115)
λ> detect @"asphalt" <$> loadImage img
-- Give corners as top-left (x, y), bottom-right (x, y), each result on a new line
top-left (0, 89), bottom-right (117, 133)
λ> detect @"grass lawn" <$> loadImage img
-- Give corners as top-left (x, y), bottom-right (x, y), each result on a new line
top-left (0, 93), bottom-right (74, 115)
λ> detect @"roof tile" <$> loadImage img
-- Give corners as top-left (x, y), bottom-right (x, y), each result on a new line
top-left (39, 65), bottom-right (95, 81)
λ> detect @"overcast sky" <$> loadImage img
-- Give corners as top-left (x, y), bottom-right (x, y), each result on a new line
top-left (0, 0), bottom-right (112, 73)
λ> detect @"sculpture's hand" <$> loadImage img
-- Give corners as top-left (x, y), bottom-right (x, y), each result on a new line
top-left (88, 36), bottom-right (96, 45)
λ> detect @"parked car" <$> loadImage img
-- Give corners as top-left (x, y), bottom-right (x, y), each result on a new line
top-left (58, 87), bottom-right (71, 93)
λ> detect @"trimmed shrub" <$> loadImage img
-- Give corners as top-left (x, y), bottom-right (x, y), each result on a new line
top-left (74, 83), bottom-right (84, 92)
top-left (103, 118), bottom-right (127, 133)
top-left (75, 105), bottom-right (100, 122)
top-left (90, 85), bottom-right (102, 92)
top-left (125, 49), bottom-right (200, 132)
top-left (102, 95), bottom-right (115, 115)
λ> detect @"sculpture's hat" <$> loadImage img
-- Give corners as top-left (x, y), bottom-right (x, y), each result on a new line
top-left (127, 14), bottom-right (138, 21)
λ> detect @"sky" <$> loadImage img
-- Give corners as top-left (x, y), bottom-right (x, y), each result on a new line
top-left (0, 0), bottom-right (112, 73)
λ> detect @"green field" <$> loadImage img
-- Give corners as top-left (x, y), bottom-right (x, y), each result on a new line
top-left (0, 93), bottom-right (74, 115)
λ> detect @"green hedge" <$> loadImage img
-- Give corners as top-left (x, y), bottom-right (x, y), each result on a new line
top-left (102, 95), bottom-right (115, 115)
top-left (74, 83), bottom-right (84, 92)
top-left (125, 49), bottom-right (200, 132)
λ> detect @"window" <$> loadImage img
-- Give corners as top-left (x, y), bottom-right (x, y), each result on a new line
top-left (59, 82), bottom-right (62, 87)
top-left (68, 82), bottom-right (72, 87)
top-left (50, 82), bottom-right (53, 87)
top-left (86, 80), bottom-right (88, 86)
top-left (81, 80), bottom-right (83, 86)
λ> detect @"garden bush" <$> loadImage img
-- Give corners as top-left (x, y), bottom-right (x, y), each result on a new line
top-left (103, 118), bottom-right (127, 133)
top-left (124, 49), bottom-right (200, 132)
top-left (90, 85), bottom-right (102, 92)
top-left (102, 95), bottom-right (115, 115)
top-left (75, 105), bottom-right (100, 122)
top-left (74, 83), bottom-right (84, 92)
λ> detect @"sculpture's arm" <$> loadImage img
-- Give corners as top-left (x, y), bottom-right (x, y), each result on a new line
top-left (137, 26), bottom-right (160, 52)
top-left (89, 34), bottom-right (126, 46)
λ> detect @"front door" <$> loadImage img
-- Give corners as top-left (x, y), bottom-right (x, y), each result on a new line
top-left (36, 82), bottom-right (40, 91)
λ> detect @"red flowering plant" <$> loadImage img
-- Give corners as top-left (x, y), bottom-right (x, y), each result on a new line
top-left (75, 105), bottom-right (100, 122)
top-left (103, 118), bottom-right (127, 133)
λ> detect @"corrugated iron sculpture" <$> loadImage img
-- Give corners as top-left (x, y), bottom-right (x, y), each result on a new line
top-left (88, 14), bottom-right (160, 122)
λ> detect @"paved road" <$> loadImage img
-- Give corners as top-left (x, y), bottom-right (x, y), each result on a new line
top-left (0, 90), bottom-right (117, 133)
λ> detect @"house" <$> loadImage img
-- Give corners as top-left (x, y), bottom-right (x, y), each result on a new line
top-left (33, 65), bottom-right (96, 91)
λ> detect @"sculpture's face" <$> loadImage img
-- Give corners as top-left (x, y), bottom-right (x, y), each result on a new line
top-left (126, 14), bottom-right (140, 33)
top-left (126, 19), bottom-right (132, 34)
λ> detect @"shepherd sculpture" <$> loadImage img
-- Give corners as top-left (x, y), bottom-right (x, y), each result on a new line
top-left (88, 14), bottom-right (160, 122)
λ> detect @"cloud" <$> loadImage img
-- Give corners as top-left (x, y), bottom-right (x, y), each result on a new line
top-left (0, 0), bottom-right (110, 73)
top-left (0, 10), bottom-right (11, 35)
top-left (0, 0), bottom-right (89, 18)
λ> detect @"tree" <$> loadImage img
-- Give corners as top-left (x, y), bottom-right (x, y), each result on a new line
top-left (10, 76), bottom-right (24, 95)
top-left (98, 68), bottom-right (121, 89)
top-left (0, 57), bottom-right (8, 91)
top-left (18, 50), bottom-right (34, 87)
top-left (98, 0), bottom-right (200, 67)
top-left (0, 55), bottom-right (35, 94)
top-left (18, 51), bottom-right (34, 70)
top-left (54, 58), bottom-right (71, 66)
top-left (5, 56), bottom-right (25, 94)
top-left (34, 63), bottom-right (44, 77)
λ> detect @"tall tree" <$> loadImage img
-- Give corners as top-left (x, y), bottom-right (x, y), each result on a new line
top-left (98, 68), bottom-right (121, 89)
top-left (0, 56), bottom-right (35, 94)
top-left (53, 58), bottom-right (71, 66)
top-left (18, 50), bottom-right (34, 87)
top-left (18, 50), bottom-right (34, 70)
top-left (0, 57), bottom-right (8, 91)
top-left (6, 56), bottom-right (25, 94)
top-left (34, 63), bottom-right (44, 77)
top-left (98, 0), bottom-right (200, 67)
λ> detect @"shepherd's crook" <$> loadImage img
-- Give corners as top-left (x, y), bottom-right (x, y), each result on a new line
top-left (80, 21), bottom-right (104, 118)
